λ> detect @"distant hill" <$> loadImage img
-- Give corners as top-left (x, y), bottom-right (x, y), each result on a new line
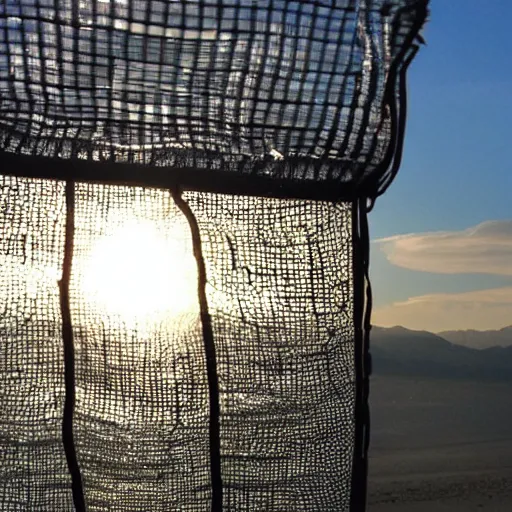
top-left (371, 326), bottom-right (512, 381)
top-left (439, 326), bottom-right (512, 349)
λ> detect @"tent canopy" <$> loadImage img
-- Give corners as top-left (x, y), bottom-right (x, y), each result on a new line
top-left (0, 1), bottom-right (428, 511)
top-left (0, 0), bottom-right (427, 199)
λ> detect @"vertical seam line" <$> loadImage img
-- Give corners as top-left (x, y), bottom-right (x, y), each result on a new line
top-left (59, 179), bottom-right (86, 512)
top-left (350, 197), bottom-right (370, 512)
top-left (171, 188), bottom-right (223, 512)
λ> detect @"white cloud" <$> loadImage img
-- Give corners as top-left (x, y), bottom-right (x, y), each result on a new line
top-left (372, 286), bottom-right (512, 332)
top-left (376, 220), bottom-right (512, 276)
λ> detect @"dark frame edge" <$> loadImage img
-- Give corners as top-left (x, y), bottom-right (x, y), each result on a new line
top-left (0, 151), bottom-right (357, 202)
top-left (350, 197), bottom-right (372, 512)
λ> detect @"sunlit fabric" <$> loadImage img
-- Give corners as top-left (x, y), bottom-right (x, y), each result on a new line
top-left (0, 1), bottom-right (427, 511)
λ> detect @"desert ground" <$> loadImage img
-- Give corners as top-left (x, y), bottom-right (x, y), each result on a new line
top-left (367, 376), bottom-right (512, 511)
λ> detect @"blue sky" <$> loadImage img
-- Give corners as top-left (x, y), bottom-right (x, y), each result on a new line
top-left (370, 0), bottom-right (512, 332)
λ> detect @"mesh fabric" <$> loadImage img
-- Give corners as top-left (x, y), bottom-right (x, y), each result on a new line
top-left (1, 178), bottom-right (355, 510)
top-left (0, 0), bottom-right (426, 197)
top-left (0, 1), bottom-right (428, 510)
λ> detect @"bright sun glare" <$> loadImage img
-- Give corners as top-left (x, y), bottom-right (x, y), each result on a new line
top-left (80, 219), bottom-right (198, 324)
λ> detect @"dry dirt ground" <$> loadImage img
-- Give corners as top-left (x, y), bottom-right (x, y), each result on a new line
top-left (368, 376), bottom-right (512, 511)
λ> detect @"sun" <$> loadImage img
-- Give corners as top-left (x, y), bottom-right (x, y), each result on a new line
top-left (80, 218), bottom-right (198, 325)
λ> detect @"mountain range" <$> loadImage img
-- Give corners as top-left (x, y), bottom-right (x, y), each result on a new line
top-left (439, 326), bottom-right (512, 349)
top-left (370, 325), bottom-right (512, 381)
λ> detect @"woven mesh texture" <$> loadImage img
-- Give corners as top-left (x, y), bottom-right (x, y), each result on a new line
top-left (0, 0), bottom-right (426, 196)
top-left (0, 177), bottom-right (73, 510)
top-left (1, 176), bottom-right (354, 510)
top-left (189, 194), bottom-right (355, 510)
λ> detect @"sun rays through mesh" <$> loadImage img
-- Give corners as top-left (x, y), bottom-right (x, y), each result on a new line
top-left (0, 1), bottom-right (427, 510)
